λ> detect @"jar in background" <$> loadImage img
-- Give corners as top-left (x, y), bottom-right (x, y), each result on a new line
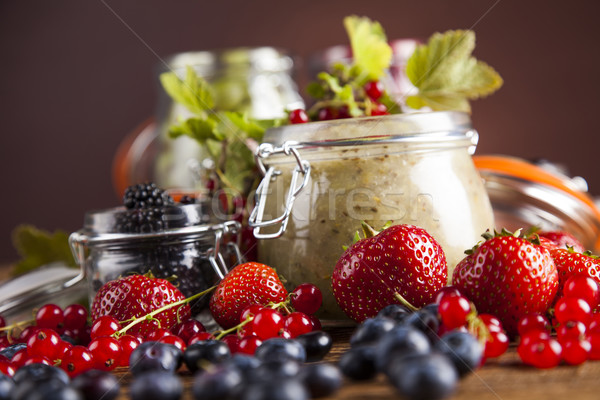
top-left (69, 202), bottom-right (241, 315)
top-left (113, 48), bottom-right (305, 196)
top-left (475, 155), bottom-right (600, 251)
top-left (250, 112), bottom-right (494, 321)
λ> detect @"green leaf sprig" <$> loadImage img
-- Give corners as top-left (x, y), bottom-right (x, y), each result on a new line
top-left (159, 66), bottom-right (284, 195)
top-left (11, 225), bottom-right (77, 276)
top-left (405, 30), bottom-right (503, 112)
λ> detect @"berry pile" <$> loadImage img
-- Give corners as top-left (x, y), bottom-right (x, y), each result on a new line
top-left (337, 287), bottom-right (509, 400)
top-left (115, 182), bottom-right (174, 234)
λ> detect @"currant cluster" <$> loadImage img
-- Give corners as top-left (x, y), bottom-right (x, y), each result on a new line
top-left (517, 274), bottom-right (600, 368)
top-left (215, 283), bottom-right (324, 356)
top-left (337, 286), bottom-right (509, 400)
top-left (289, 79), bottom-right (390, 124)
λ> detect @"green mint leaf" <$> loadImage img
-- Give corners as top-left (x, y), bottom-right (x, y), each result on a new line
top-left (306, 82), bottom-right (326, 99)
top-left (12, 225), bottom-right (77, 276)
top-left (223, 111), bottom-right (266, 140)
top-left (159, 66), bottom-right (214, 114)
top-left (406, 30), bottom-right (503, 112)
top-left (168, 116), bottom-right (224, 142)
top-left (343, 15), bottom-right (393, 82)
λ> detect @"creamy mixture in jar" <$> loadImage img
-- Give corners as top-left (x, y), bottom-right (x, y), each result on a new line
top-left (252, 112), bottom-right (494, 321)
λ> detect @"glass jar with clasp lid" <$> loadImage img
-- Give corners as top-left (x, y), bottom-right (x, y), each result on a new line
top-left (249, 111), bottom-right (494, 322)
top-left (69, 201), bottom-right (242, 318)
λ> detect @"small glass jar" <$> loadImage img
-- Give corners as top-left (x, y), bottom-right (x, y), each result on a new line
top-left (249, 112), bottom-right (494, 321)
top-left (69, 202), bottom-right (241, 314)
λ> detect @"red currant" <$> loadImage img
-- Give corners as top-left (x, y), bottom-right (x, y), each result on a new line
top-left (27, 328), bottom-right (62, 360)
top-left (557, 320), bottom-right (587, 342)
top-left (518, 337), bottom-right (562, 369)
top-left (370, 102), bottom-right (388, 116)
top-left (171, 319), bottom-right (205, 345)
top-left (439, 295), bottom-right (471, 329)
top-left (484, 329), bottom-right (509, 358)
top-left (478, 314), bottom-right (502, 329)
top-left (61, 345), bottom-right (95, 378)
top-left (90, 316), bottom-right (121, 339)
top-left (434, 286), bottom-right (462, 304)
top-left (17, 326), bottom-right (39, 343)
top-left (158, 335), bottom-right (186, 351)
top-left (118, 334), bottom-right (141, 367)
top-left (240, 304), bottom-right (264, 324)
top-left (36, 304), bottom-right (65, 333)
top-left (283, 312), bottom-right (313, 338)
top-left (237, 336), bottom-right (262, 355)
top-left (364, 80), bottom-right (384, 100)
top-left (563, 274), bottom-right (600, 309)
top-left (562, 338), bottom-right (591, 365)
top-left (188, 332), bottom-right (214, 345)
top-left (588, 313), bottom-right (600, 334)
top-left (554, 297), bottom-right (592, 325)
top-left (145, 328), bottom-right (172, 342)
top-left (23, 355), bottom-right (52, 366)
top-left (519, 329), bottom-right (551, 348)
top-left (88, 336), bottom-right (122, 371)
top-left (63, 304), bottom-right (88, 331)
top-left (289, 109), bottom-right (309, 124)
top-left (221, 334), bottom-right (241, 354)
top-left (251, 309), bottom-right (284, 340)
top-left (11, 349), bottom-right (28, 369)
top-left (317, 107), bottom-right (336, 121)
top-left (517, 313), bottom-right (550, 336)
top-left (290, 283), bottom-right (322, 315)
top-left (308, 314), bottom-right (322, 331)
top-left (587, 332), bottom-right (600, 360)
top-left (0, 359), bottom-right (15, 377)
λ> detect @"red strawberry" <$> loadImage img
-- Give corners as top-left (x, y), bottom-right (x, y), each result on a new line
top-left (91, 275), bottom-right (190, 338)
top-left (209, 262), bottom-right (287, 329)
top-left (452, 232), bottom-right (559, 335)
top-left (550, 248), bottom-right (600, 297)
top-left (536, 230), bottom-right (585, 253)
top-left (331, 224), bottom-right (447, 323)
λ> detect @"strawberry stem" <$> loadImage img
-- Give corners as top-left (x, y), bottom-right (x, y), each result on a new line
top-left (113, 285), bottom-right (217, 338)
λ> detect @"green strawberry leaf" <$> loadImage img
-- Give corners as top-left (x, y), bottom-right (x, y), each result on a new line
top-left (406, 30), bottom-right (503, 112)
top-left (159, 66), bottom-right (214, 115)
top-left (11, 225), bottom-right (77, 276)
top-left (343, 15), bottom-right (393, 83)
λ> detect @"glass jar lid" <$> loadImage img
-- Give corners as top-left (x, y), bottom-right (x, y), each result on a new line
top-left (262, 111), bottom-right (475, 148)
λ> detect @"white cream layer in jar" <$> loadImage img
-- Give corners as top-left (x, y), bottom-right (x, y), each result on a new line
top-left (252, 112), bottom-right (494, 322)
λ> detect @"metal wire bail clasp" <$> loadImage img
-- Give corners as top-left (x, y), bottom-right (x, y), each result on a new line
top-left (249, 141), bottom-right (311, 239)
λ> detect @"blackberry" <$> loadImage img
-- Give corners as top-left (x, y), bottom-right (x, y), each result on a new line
top-left (123, 182), bottom-right (173, 210)
top-left (115, 208), bottom-right (165, 234)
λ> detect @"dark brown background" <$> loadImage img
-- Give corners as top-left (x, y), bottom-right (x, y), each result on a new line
top-left (1, 1), bottom-right (599, 264)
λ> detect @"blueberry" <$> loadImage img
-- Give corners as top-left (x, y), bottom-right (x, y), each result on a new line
top-left (249, 359), bottom-right (301, 382)
top-left (386, 352), bottom-right (458, 400)
top-left (129, 342), bottom-right (181, 376)
top-left (129, 371), bottom-right (183, 400)
top-left (254, 338), bottom-right (306, 363)
top-left (404, 308), bottom-right (440, 343)
top-left (337, 345), bottom-right (377, 381)
top-left (0, 343), bottom-right (27, 360)
top-left (375, 325), bottom-right (431, 372)
top-left (434, 330), bottom-right (483, 377)
top-left (350, 317), bottom-right (396, 347)
top-left (71, 369), bottom-right (120, 400)
top-left (377, 304), bottom-right (411, 323)
top-left (298, 363), bottom-right (343, 398)
top-left (242, 378), bottom-right (309, 400)
top-left (222, 354), bottom-right (262, 380)
top-left (11, 379), bottom-right (70, 400)
top-left (295, 331), bottom-right (333, 362)
top-left (28, 385), bottom-right (84, 400)
top-left (192, 364), bottom-right (243, 400)
top-left (183, 340), bottom-right (231, 373)
top-left (13, 363), bottom-right (70, 385)
top-left (0, 374), bottom-right (14, 400)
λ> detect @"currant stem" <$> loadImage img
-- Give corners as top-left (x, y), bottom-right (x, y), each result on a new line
top-left (113, 285), bottom-right (216, 338)
top-left (393, 292), bottom-right (418, 312)
top-left (214, 317), bottom-right (253, 340)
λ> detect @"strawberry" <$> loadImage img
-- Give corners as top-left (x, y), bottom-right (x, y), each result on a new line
top-left (538, 230), bottom-right (585, 253)
top-left (91, 274), bottom-right (190, 338)
top-left (209, 262), bottom-right (287, 329)
top-left (550, 248), bottom-right (600, 297)
top-left (331, 224), bottom-right (447, 323)
top-left (452, 231), bottom-right (559, 335)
